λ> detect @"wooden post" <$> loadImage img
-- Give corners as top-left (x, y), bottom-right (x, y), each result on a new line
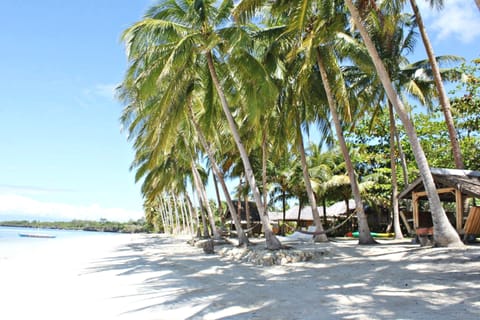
top-left (413, 193), bottom-right (419, 229)
top-left (455, 189), bottom-right (464, 232)
top-left (464, 207), bottom-right (480, 237)
top-left (399, 210), bottom-right (413, 235)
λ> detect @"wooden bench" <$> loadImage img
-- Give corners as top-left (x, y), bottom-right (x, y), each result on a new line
top-left (416, 227), bottom-right (434, 246)
top-left (463, 207), bottom-right (480, 243)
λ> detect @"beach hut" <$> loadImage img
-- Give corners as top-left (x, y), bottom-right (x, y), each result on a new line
top-left (268, 200), bottom-right (356, 223)
top-left (223, 200), bottom-right (262, 235)
top-left (398, 168), bottom-right (480, 236)
top-left (325, 199), bottom-right (356, 217)
top-left (268, 200), bottom-right (357, 233)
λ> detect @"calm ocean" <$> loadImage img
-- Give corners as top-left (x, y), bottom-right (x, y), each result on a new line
top-left (0, 226), bottom-right (118, 260)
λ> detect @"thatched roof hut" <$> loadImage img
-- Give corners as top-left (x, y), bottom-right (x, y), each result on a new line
top-left (398, 168), bottom-right (480, 232)
top-left (268, 199), bottom-right (356, 222)
top-left (223, 200), bottom-right (260, 223)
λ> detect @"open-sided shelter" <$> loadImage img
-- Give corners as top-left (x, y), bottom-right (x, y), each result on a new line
top-left (398, 168), bottom-right (480, 234)
top-left (268, 199), bottom-right (357, 230)
top-left (223, 200), bottom-right (262, 234)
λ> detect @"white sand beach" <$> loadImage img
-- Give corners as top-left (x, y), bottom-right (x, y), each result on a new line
top-left (1, 234), bottom-right (479, 320)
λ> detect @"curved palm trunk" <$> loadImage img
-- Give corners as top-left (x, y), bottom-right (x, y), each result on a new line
top-left (187, 105), bottom-right (250, 246)
top-left (388, 102), bottom-right (404, 239)
top-left (212, 174), bottom-right (223, 215)
top-left (296, 125), bottom-right (328, 242)
top-left (296, 201), bottom-right (303, 229)
top-left (395, 126), bottom-right (409, 186)
top-left (185, 193), bottom-right (202, 237)
top-left (159, 196), bottom-right (172, 234)
top-left (409, 0), bottom-right (464, 169)
top-left (191, 161), bottom-right (220, 239)
top-left (261, 129), bottom-right (269, 214)
top-left (206, 51), bottom-right (282, 249)
top-left (180, 195), bottom-right (193, 235)
top-left (346, 0), bottom-right (463, 247)
top-left (192, 169), bottom-right (209, 237)
top-left (282, 189), bottom-right (287, 233)
top-left (245, 195), bottom-right (251, 231)
top-left (316, 49), bottom-right (376, 245)
top-left (172, 194), bottom-right (182, 233)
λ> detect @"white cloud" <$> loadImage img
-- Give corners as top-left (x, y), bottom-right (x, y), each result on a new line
top-left (418, 0), bottom-right (480, 43)
top-left (0, 193), bottom-right (143, 222)
top-left (0, 184), bottom-right (73, 196)
top-left (93, 83), bottom-right (118, 99)
top-left (79, 83), bottom-right (119, 108)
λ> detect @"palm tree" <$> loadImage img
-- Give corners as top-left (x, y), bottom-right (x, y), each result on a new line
top-left (408, 0), bottom-right (464, 169)
top-left (187, 99), bottom-right (250, 245)
top-left (234, 0), bottom-right (376, 244)
top-left (193, 165), bottom-right (220, 238)
top-left (346, 3), bottom-right (417, 240)
top-left (267, 152), bottom-right (300, 233)
top-left (345, 0), bottom-right (463, 247)
top-left (253, 20), bottom-right (331, 240)
top-left (123, 0), bottom-right (282, 249)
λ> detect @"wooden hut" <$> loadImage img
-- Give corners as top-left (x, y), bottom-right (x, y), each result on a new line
top-left (223, 200), bottom-right (262, 235)
top-left (268, 200), bottom-right (361, 235)
top-left (398, 168), bottom-right (480, 235)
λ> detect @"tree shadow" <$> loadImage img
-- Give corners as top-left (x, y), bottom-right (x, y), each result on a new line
top-left (83, 235), bottom-right (480, 319)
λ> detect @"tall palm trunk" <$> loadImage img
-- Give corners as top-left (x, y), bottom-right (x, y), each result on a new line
top-left (187, 104), bottom-right (250, 246)
top-left (180, 195), bottom-right (193, 235)
top-left (316, 49), bottom-right (376, 245)
top-left (296, 124), bottom-right (328, 242)
top-left (409, 0), bottom-right (464, 169)
top-left (395, 126), bottom-right (409, 186)
top-left (156, 197), bottom-right (167, 233)
top-left (206, 51), bottom-right (282, 249)
top-left (191, 161), bottom-right (220, 239)
top-left (185, 193), bottom-right (202, 237)
top-left (282, 189), bottom-right (287, 233)
top-left (159, 196), bottom-right (172, 234)
top-left (212, 174), bottom-right (223, 216)
top-left (261, 129), bottom-right (269, 214)
top-left (172, 194), bottom-right (181, 233)
top-left (165, 195), bottom-right (176, 233)
top-left (346, 0), bottom-right (463, 247)
top-left (192, 170), bottom-right (209, 237)
top-left (245, 194), bottom-right (251, 232)
top-left (388, 102), bottom-right (403, 239)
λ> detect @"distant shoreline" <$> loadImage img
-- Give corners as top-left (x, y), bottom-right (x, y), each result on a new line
top-left (0, 219), bottom-right (148, 234)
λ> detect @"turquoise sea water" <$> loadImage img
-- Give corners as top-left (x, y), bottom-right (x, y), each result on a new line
top-left (0, 226), bottom-right (118, 259)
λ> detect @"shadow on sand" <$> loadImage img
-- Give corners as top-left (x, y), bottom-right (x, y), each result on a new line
top-left (84, 235), bottom-right (480, 320)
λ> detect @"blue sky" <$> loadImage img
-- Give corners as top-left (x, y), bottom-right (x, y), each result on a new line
top-left (0, 1), bottom-right (479, 222)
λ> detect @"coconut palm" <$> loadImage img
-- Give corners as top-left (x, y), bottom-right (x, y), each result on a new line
top-left (407, 0), bottom-right (464, 169)
top-left (267, 153), bottom-right (300, 232)
top-left (234, 0), bottom-right (376, 244)
top-left (344, 4), bottom-right (417, 240)
top-left (344, 25), bottom-right (462, 239)
top-left (293, 1), bottom-right (376, 244)
top-left (122, 0), bottom-right (282, 249)
top-left (345, 0), bottom-right (463, 247)
top-left (352, 2), bottom-right (461, 239)
top-left (187, 99), bottom-right (250, 245)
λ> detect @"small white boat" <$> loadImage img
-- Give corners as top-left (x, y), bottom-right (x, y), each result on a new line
top-left (18, 233), bottom-right (56, 239)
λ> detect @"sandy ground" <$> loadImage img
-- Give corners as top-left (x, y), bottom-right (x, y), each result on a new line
top-left (1, 233), bottom-right (479, 320)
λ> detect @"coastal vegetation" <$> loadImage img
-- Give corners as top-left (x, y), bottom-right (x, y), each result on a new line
top-left (0, 219), bottom-right (148, 233)
top-left (118, 0), bottom-right (479, 247)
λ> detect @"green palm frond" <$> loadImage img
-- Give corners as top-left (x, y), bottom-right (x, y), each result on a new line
top-left (232, 0), bottom-right (267, 23)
